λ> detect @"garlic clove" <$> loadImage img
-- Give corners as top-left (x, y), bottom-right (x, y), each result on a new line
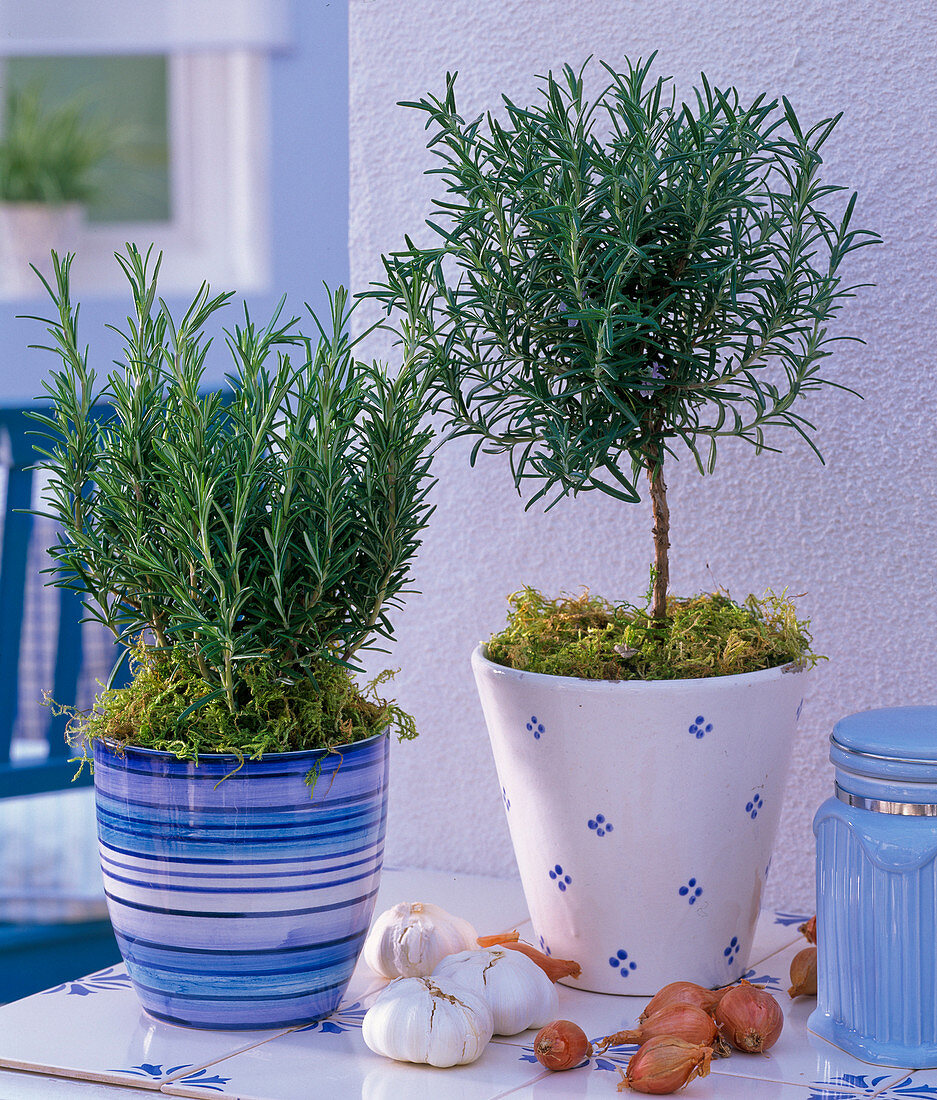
top-left (362, 975), bottom-right (494, 1067)
top-left (363, 901), bottom-right (479, 979)
top-left (433, 947), bottom-right (560, 1035)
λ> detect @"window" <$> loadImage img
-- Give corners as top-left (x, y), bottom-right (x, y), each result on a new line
top-left (0, 1), bottom-right (289, 298)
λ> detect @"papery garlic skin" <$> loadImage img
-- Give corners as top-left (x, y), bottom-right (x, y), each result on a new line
top-left (362, 976), bottom-right (494, 1067)
top-left (363, 902), bottom-right (478, 979)
top-left (433, 947), bottom-right (560, 1035)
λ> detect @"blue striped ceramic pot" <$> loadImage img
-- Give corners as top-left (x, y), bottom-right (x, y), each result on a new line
top-left (92, 731), bottom-right (389, 1029)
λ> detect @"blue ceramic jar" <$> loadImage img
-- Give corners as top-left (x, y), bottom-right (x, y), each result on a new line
top-left (93, 732), bottom-right (389, 1029)
top-left (810, 707), bottom-right (937, 1066)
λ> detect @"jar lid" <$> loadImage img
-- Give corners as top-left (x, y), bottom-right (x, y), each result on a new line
top-left (831, 707), bottom-right (937, 784)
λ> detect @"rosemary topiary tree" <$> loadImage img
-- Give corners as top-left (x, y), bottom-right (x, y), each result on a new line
top-left (27, 246), bottom-right (435, 756)
top-left (371, 56), bottom-right (878, 620)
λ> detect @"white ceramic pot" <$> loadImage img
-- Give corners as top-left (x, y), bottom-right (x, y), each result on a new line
top-left (0, 202), bottom-right (83, 296)
top-left (472, 646), bottom-right (809, 995)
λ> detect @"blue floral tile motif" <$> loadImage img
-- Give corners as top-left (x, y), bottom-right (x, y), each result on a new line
top-left (295, 1000), bottom-right (367, 1034)
top-left (807, 1076), bottom-right (937, 1099)
top-left (745, 792), bottom-right (763, 819)
top-left (774, 910), bottom-right (811, 927)
top-left (688, 714), bottom-right (713, 739)
top-left (120, 1064), bottom-right (231, 1091)
top-left (739, 968), bottom-right (783, 992)
top-left (42, 965), bottom-right (133, 997)
top-left (502, 786), bottom-right (511, 811)
top-left (538, 935), bottom-right (552, 956)
top-left (678, 877), bottom-right (703, 905)
top-left (588, 812), bottom-right (614, 836)
top-left (608, 948), bottom-right (637, 977)
top-left (723, 935), bottom-right (740, 965)
top-left (526, 715), bottom-right (545, 739)
top-left (549, 863), bottom-right (571, 891)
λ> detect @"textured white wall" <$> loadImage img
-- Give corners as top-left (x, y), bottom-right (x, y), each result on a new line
top-left (348, 0), bottom-right (936, 911)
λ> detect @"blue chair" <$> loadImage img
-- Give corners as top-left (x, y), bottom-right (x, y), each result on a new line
top-left (0, 407), bottom-right (122, 1002)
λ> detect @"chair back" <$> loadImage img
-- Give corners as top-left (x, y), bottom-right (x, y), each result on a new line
top-left (0, 407), bottom-right (117, 800)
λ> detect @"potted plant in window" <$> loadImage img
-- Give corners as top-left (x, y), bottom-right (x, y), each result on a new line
top-left (0, 85), bottom-right (114, 296)
top-left (370, 57), bottom-right (878, 994)
top-left (27, 245), bottom-right (435, 1029)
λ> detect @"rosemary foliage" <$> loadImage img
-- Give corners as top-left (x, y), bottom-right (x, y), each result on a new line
top-left (0, 84), bottom-right (114, 203)
top-left (369, 56), bottom-right (879, 618)
top-left (28, 246), bottom-right (435, 752)
top-left (487, 588), bottom-right (816, 681)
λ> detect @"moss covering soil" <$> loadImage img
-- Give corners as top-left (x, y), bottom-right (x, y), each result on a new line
top-left (64, 645), bottom-right (416, 772)
top-left (485, 588), bottom-right (819, 681)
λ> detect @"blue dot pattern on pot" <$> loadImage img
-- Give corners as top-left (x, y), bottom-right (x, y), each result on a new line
top-left (609, 948), bottom-right (638, 977)
top-left (689, 715), bottom-right (713, 739)
top-left (549, 864), bottom-right (571, 891)
top-left (724, 936), bottom-right (740, 964)
top-left (539, 935), bottom-right (552, 956)
top-left (588, 813), bottom-right (614, 836)
top-left (746, 793), bottom-right (763, 819)
top-left (679, 877), bottom-right (703, 904)
top-left (502, 786), bottom-right (510, 811)
top-left (526, 715), bottom-right (545, 739)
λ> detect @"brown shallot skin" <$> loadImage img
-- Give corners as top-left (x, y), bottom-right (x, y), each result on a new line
top-left (476, 933), bottom-right (582, 981)
top-left (638, 980), bottom-right (729, 1022)
top-left (788, 946), bottom-right (818, 998)
top-left (715, 982), bottom-right (784, 1053)
top-left (799, 915), bottom-right (817, 944)
top-left (600, 1003), bottom-right (718, 1050)
top-left (534, 1020), bottom-right (592, 1071)
top-left (617, 1036), bottom-right (713, 1094)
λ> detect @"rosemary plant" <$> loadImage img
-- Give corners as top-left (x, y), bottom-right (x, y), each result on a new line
top-left (0, 84), bottom-right (114, 204)
top-left (27, 246), bottom-right (435, 756)
top-left (371, 56), bottom-right (879, 621)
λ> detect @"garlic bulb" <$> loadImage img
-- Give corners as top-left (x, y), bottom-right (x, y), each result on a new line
top-left (362, 975), bottom-right (494, 1067)
top-left (363, 901), bottom-right (478, 979)
top-left (433, 947), bottom-right (559, 1035)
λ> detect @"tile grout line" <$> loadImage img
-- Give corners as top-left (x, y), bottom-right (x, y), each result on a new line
top-left (158, 1030), bottom-right (298, 1087)
top-left (870, 1069), bottom-right (921, 1096)
top-left (487, 1067), bottom-right (552, 1098)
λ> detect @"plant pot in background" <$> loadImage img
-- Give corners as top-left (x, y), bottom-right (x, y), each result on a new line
top-left (472, 646), bottom-right (809, 995)
top-left (0, 202), bottom-right (82, 296)
top-left (92, 731), bottom-right (389, 1030)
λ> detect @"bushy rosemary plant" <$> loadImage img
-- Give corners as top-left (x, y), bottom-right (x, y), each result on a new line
top-left (0, 84), bottom-right (114, 203)
top-left (28, 245), bottom-right (435, 757)
top-left (370, 56), bottom-right (879, 622)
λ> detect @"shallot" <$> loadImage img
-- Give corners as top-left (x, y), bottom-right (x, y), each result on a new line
top-left (476, 931), bottom-right (582, 981)
top-left (639, 980), bottom-right (730, 1022)
top-left (600, 1003), bottom-right (718, 1050)
top-left (788, 946), bottom-right (818, 998)
top-left (617, 1036), bottom-right (713, 1094)
top-left (799, 915), bottom-right (817, 944)
top-left (533, 1020), bottom-right (593, 1071)
top-left (715, 981), bottom-right (784, 1053)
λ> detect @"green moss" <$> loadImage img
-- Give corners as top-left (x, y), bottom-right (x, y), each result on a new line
top-left (64, 644), bottom-right (416, 766)
top-left (485, 588), bottom-right (819, 681)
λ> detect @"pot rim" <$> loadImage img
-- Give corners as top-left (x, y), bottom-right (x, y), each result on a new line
top-left (92, 726), bottom-right (389, 764)
top-left (471, 643), bottom-right (807, 692)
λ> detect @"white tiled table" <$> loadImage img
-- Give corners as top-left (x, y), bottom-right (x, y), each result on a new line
top-left (0, 868), bottom-right (933, 1099)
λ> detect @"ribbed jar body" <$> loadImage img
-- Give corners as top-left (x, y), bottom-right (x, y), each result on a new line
top-left (92, 732), bottom-right (389, 1030)
top-left (810, 707), bottom-right (937, 1067)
